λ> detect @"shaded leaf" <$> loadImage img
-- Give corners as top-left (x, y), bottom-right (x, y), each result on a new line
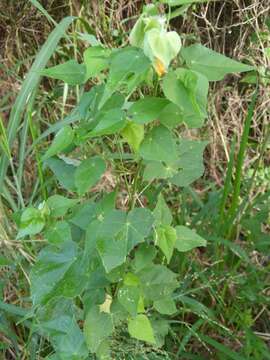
top-left (43, 126), bottom-right (74, 161)
top-left (18, 208), bottom-right (45, 239)
top-left (154, 297), bottom-right (177, 315)
top-left (156, 225), bottom-right (176, 263)
top-left (175, 225), bottom-right (207, 252)
top-left (128, 97), bottom-right (169, 125)
top-left (41, 60), bottom-right (86, 85)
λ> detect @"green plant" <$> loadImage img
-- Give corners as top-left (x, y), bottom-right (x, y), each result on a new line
top-left (16, 3), bottom-right (254, 359)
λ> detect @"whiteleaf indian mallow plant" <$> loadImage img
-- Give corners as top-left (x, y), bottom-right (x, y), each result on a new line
top-left (17, 4), bottom-right (253, 359)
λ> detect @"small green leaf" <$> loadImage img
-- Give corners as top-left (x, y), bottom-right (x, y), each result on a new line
top-left (151, 319), bottom-right (170, 348)
top-left (154, 297), bottom-right (177, 315)
top-left (128, 97), bottom-right (169, 125)
top-left (17, 208), bottom-right (45, 239)
top-left (133, 244), bottom-right (157, 272)
top-left (181, 44), bottom-right (254, 81)
top-left (96, 235), bottom-right (127, 273)
top-left (41, 60), bottom-right (86, 85)
top-left (45, 221), bottom-right (72, 245)
top-left (153, 193), bottom-right (172, 226)
top-left (89, 109), bottom-right (126, 137)
top-left (75, 156), bottom-right (106, 195)
top-left (175, 225), bottom-right (207, 252)
top-left (46, 157), bottom-right (76, 192)
top-left (121, 122), bottom-right (144, 152)
top-left (84, 306), bottom-right (113, 353)
top-left (83, 46), bottom-right (111, 79)
top-left (46, 195), bottom-right (78, 217)
top-left (128, 314), bottom-right (156, 344)
top-left (137, 264), bottom-right (178, 301)
top-left (139, 125), bottom-right (177, 163)
top-left (42, 126), bottom-right (74, 160)
top-left (156, 225), bottom-right (176, 263)
top-left (159, 102), bottom-right (183, 128)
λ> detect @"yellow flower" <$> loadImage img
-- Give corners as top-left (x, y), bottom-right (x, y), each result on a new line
top-left (154, 58), bottom-right (166, 77)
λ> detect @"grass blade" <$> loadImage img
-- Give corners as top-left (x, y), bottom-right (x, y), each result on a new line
top-left (0, 16), bottom-right (76, 192)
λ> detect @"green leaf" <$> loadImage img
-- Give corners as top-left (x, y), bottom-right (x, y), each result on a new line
top-left (96, 208), bottom-right (154, 272)
top-left (132, 244), bottom-right (157, 272)
top-left (129, 12), bottom-right (162, 48)
top-left (151, 319), bottom-right (170, 348)
top-left (43, 126), bottom-right (74, 160)
top-left (83, 46), bottom-right (111, 79)
top-left (46, 157), bottom-right (76, 192)
top-left (97, 235), bottom-right (128, 273)
top-left (128, 97), bottom-right (169, 125)
top-left (118, 285), bottom-right (141, 316)
top-left (154, 297), bottom-right (177, 315)
top-left (128, 314), bottom-right (155, 344)
top-left (156, 225), bottom-right (176, 263)
top-left (121, 122), bottom-right (144, 152)
top-left (89, 109), bottom-right (126, 137)
top-left (159, 102), bottom-right (184, 128)
top-left (143, 160), bottom-right (178, 181)
top-left (153, 193), bottom-right (172, 226)
top-left (84, 306), bottom-right (113, 353)
top-left (108, 47), bottom-right (151, 93)
top-left (139, 125), bottom-right (177, 163)
top-left (30, 241), bottom-right (77, 305)
top-left (45, 221), bottom-right (72, 245)
top-left (47, 195), bottom-right (78, 217)
top-left (74, 156), bottom-right (106, 195)
top-left (126, 207), bottom-right (154, 252)
top-left (171, 139), bottom-right (208, 187)
top-left (181, 44), bottom-right (254, 81)
top-left (137, 265), bottom-right (178, 301)
top-left (40, 315), bottom-right (88, 359)
top-left (162, 69), bottom-right (209, 128)
top-left (41, 60), bottom-right (86, 85)
top-left (175, 225), bottom-right (206, 252)
top-left (17, 208), bottom-right (45, 238)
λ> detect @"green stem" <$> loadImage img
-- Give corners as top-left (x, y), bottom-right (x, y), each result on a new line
top-left (227, 88), bottom-right (258, 238)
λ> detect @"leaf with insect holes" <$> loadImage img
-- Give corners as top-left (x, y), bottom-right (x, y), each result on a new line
top-left (181, 44), bottom-right (254, 81)
top-left (118, 285), bottom-right (141, 317)
top-left (128, 314), bottom-right (156, 344)
top-left (175, 225), bottom-right (206, 252)
top-left (74, 156), bottom-right (106, 195)
top-left (84, 305), bottom-right (113, 353)
top-left (156, 225), bottom-right (176, 263)
top-left (42, 126), bottom-right (74, 160)
top-left (83, 46), bottom-right (111, 79)
top-left (128, 97), bottom-right (169, 125)
top-left (139, 125), bottom-right (178, 163)
top-left (17, 208), bottom-right (45, 239)
top-left (121, 122), bottom-right (144, 152)
top-left (41, 60), bottom-right (86, 85)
